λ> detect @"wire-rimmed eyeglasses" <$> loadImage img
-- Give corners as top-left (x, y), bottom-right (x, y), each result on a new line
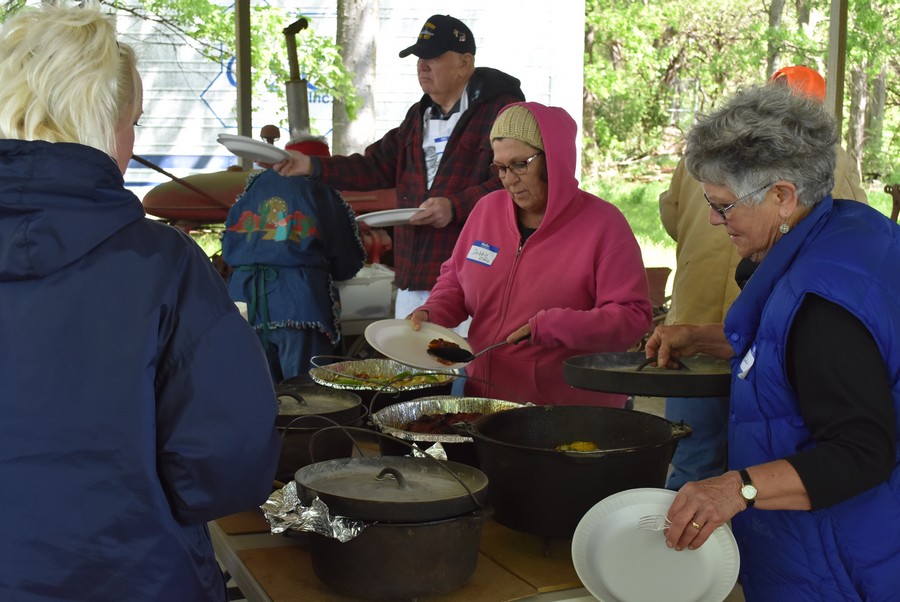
top-left (704, 182), bottom-right (775, 219)
top-left (489, 152), bottom-right (543, 178)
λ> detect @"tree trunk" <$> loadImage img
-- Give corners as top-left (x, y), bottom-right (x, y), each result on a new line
top-left (333, 0), bottom-right (378, 155)
top-left (864, 68), bottom-right (886, 178)
top-left (766, 0), bottom-right (787, 77)
top-left (794, 0), bottom-right (812, 35)
top-left (582, 21), bottom-right (599, 177)
top-left (846, 62), bottom-right (868, 177)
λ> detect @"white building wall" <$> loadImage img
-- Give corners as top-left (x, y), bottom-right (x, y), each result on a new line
top-left (120, 1), bottom-right (585, 201)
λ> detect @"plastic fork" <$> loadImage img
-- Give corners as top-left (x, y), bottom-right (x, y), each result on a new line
top-left (637, 514), bottom-right (671, 531)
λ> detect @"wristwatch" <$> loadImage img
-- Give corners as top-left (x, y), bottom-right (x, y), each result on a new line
top-left (739, 469), bottom-right (757, 508)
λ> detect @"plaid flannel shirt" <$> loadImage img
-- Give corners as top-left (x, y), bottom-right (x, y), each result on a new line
top-left (317, 67), bottom-right (524, 290)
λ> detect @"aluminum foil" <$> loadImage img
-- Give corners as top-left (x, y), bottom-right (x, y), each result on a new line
top-left (260, 480), bottom-right (366, 542)
top-left (309, 357), bottom-right (456, 393)
top-left (370, 396), bottom-right (524, 444)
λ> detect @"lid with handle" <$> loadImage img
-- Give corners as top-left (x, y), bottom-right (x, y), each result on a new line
top-left (275, 382), bottom-right (362, 417)
top-left (294, 455), bottom-right (488, 522)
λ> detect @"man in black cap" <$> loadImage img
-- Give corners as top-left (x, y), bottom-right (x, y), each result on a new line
top-left (274, 14), bottom-right (524, 334)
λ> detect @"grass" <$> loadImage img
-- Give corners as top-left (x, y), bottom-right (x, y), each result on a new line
top-left (583, 177), bottom-right (676, 273)
top-left (188, 226), bottom-right (224, 258)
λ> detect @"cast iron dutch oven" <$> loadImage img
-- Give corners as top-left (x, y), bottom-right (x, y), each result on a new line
top-left (460, 405), bottom-right (691, 539)
top-left (295, 445), bottom-right (491, 600)
top-left (274, 382), bottom-right (364, 483)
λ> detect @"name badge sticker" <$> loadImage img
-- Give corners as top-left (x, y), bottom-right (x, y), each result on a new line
top-left (466, 240), bottom-right (499, 266)
top-left (737, 344), bottom-right (756, 380)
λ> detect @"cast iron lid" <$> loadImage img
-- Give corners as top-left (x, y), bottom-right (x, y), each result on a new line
top-left (563, 351), bottom-right (731, 397)
top-left (275, 383), bottom-right (362, 416)
top-left (295, 456), bottom-right (488, 522)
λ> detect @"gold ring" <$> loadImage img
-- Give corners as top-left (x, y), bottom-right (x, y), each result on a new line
top-left (690, 520), bottom-right (702, 530)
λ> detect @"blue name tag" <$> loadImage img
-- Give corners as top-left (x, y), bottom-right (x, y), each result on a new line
top-left (434, 135), bottom-right (450, 143)
top-left (466, 240), bottom-right (499, 266)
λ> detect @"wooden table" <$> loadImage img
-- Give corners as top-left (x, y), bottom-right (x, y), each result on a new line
top-left (210, 510), bottom-right (595, 602)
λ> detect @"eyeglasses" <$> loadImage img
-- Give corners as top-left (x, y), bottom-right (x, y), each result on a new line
top-left (704, 182), bottom-right (775, 219)
top-left (489, 152), bottom-right (543, 177)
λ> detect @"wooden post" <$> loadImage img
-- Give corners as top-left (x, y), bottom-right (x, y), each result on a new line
top-left (235, 0), bottom-right (252, 168)
top-left (824, 0), bottom-right (848, 128)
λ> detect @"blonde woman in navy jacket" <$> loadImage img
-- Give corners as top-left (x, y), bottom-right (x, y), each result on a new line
top-left (0, 4), bottom-right (280, 600)
top-left (646, 85), bottom-right (900, 601)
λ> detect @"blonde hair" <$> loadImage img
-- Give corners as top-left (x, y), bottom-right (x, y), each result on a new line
top-left (0, 2), bottom-right (139, 159)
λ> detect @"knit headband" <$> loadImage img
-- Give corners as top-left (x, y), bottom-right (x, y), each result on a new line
top-left (490, 105), bottom-right (543, 151)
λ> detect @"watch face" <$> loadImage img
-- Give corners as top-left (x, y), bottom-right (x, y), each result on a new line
top-left (741, 484), bottom-right (758, 500)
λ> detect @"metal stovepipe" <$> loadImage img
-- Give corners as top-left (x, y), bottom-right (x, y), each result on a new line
top-left (283, 18), bottom-right (311, 142)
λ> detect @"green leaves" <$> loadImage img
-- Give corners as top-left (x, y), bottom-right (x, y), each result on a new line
top-left (581, 0), bottom-right (899, 181)
top-left (94, 0), bottom-right (359, 131)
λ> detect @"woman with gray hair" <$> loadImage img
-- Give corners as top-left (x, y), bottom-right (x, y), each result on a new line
top-left (645, 84), bottom-right (900, 601)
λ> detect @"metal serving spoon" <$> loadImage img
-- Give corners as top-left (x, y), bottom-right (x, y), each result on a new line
top-left (427, 334), bottom-right (529, 364)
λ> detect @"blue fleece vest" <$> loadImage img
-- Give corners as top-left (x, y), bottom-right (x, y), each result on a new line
top-left (724, 197), bottom-right (900, 602)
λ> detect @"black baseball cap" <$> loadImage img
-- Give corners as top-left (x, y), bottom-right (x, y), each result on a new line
top-left (398, 15), bottom-right (476, 59)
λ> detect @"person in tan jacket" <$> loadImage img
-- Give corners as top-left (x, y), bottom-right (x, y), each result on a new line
top-left (659, 65), bottom-right (867, 489)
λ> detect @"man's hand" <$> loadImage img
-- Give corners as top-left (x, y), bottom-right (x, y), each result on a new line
top-left (409, 197), bottom-right (453, 228)
top-left (270, 150), bottom-right (313, 177)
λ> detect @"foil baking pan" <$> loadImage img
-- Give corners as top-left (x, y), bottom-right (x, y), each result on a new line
top-left (371, 395), bottom-right (523, 444)
top-left (309, 357), bottom-right (456, 393)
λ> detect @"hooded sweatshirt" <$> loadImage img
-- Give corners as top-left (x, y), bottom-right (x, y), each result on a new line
top-left (0, 140), bottom-right (280, 601)
top-left (421, 102), bottom-right (652, 406)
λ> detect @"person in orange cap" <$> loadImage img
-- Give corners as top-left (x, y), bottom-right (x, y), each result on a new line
top-left (769, 65), bottom-right (827, 102)
top-left (768, 65), bottom-right (866, 203)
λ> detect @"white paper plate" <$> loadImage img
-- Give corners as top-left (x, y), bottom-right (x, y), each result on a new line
top-left (572, 488), bottom-right (739, 602)
top-left (356, 208), bottom-right (425, 227)
top-left (364, 319), bottom-right (472, 371)
top-left (217, 133), bottom-right (292, 164)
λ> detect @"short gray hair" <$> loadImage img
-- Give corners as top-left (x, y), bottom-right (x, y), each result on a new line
top-left (684, 84), bottom-right (838, 207)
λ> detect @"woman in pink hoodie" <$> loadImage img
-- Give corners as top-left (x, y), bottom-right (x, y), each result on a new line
top-left (412, 102), bottom-right (652, 406)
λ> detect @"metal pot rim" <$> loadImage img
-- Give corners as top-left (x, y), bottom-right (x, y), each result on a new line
top-left (275, 383), bottom-right (363, 417)
top-left (468, 405), bottom-right (690, 455)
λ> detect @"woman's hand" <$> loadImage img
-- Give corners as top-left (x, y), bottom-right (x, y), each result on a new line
top-left (506, 324), bottom-right (531, 345)
top-left (645, 323), bottom-right (732, 367)
top-left (408, 309), bottom-right (429, 330)
top-left (644, 324), bottom-right (699, 368)
top-left (665, 461), bottom-right (812, 551)
top-left (664, 471), bottom-right (746, 551)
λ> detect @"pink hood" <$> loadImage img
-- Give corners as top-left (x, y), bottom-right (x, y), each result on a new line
top-left (422, 102), bottom-right (652, 406)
